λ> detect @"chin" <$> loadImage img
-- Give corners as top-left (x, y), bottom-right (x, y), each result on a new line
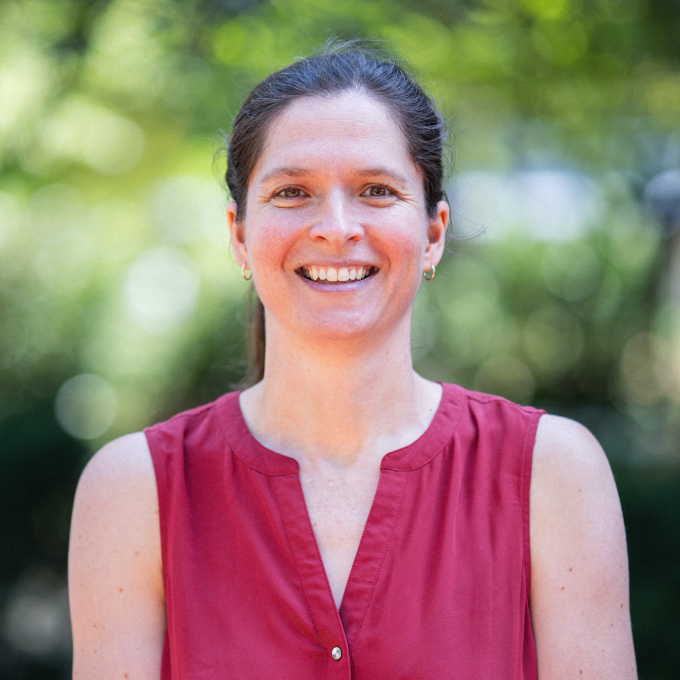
top-left (291, 312), bottom-right (383, 343)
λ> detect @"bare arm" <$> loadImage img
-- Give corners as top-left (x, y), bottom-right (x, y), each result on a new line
top-left (530, 414), bottom-right (637, 679)
top-left (68, 432), bottom-right (165, 680)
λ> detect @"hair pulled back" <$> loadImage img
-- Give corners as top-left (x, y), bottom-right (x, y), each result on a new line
top-left (225, 40), bottom-right (450, 387)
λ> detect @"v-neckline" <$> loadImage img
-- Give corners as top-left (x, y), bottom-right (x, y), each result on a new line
top-left (217, 383), bottom-right (461, 476)
top-left (215, 384), bottom-right (462, 652)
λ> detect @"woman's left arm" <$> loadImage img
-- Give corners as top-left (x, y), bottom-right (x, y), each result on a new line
top-left (530, 414), bottom-right (637, 679)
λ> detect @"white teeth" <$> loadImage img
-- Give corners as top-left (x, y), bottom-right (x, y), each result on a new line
top-left (303, 265), bottom-right (373, 281)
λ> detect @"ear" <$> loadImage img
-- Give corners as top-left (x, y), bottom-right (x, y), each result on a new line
top-left (227, 201), bottom-right (248, 266)
top-left (424, 200), bottom-right (449, 270)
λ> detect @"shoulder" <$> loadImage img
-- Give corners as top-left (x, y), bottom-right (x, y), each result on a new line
top-left (529, 414), bottom-right (623, 569)
top-left (70, 432), bottom-right (162, 606)
top-left (80, 430), bottom-right (154, 477)
top-left (528, 415), bottom-right (636, 678)
top-left (74, 432), bottom-right (157, 514)
top-left (69, 434), bottom-right (166, 676)
top-left (534, 412), bottom-right (606, 461)
top-left (70, 432), bottom-right (160, 574)
top-left (531, 414), bottom-right (617, 512)
top-left (443, 384), bottom-right (544, 449)
top-left (144, 395), bottom-right (234, 453)
top-left (446, 382), bottom-right (543, 419)
top-left (530, 414), bottom-right (622, 553)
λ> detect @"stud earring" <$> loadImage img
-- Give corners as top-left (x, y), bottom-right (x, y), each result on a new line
top-left (241, 263), bottom-right (252, 281)
top-left (423, 264), bottom-right (435, 281)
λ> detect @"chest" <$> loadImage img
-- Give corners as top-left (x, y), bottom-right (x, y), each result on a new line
top-left (299, 465), bottom-right (382, 608)
top-left (151, 386), bottom-right (540, 678)
top-left (161, 451), bottom-right (535, 680)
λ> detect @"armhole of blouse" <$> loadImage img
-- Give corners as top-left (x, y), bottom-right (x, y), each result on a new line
top-left (522, 409), bottom-right (545, 600)
top-left (144, 427), bottom-right (169, 594)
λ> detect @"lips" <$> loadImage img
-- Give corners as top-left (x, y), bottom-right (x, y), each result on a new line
top-left (299, 265), bottom-right (376, 282)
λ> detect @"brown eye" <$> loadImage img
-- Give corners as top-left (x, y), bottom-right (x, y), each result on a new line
top-left (368, 186), bottom-right (388, 196)
top-left (280, 187), bottom-right (302, 198)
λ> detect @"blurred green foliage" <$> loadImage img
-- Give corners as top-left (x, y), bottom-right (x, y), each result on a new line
top-left (1, 0), bottom-right (680, 677)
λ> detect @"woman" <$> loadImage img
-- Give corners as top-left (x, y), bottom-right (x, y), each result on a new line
top-left (69, 44), bottom-right (637, 679)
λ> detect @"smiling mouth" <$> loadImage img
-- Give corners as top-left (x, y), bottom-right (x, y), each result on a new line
top-left (298, 265), bottom-right (377, 282)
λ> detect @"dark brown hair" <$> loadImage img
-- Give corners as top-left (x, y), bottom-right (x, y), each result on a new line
top-left (224, 40), bottom-right (450, 387)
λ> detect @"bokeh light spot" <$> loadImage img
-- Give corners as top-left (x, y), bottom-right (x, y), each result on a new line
top-left (39, 97), bottom-right (145, 174)
top-left (54, 373), bottom-right (118, 440)
top-left (123, 246), bottom-right (200, 332)
top-left (150, 176), bottom-right (227, 244)
top-left (2, 570), bottom-right (71, 658)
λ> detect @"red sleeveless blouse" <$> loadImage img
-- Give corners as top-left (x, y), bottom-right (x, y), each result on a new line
top-left (145, 383), bottom-right (543, 679)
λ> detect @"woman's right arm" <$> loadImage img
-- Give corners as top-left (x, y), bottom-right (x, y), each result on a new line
top-left (69, 432), bottom-right (166, 680)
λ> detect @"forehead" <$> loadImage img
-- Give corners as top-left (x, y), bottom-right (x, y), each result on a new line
top-left (252, 92), bottom-right (418, 182)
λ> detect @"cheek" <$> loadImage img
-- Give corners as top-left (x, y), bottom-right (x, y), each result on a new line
top-left (373, 213), bottom-right (429, 267)
top-left (247, 216), bottom-right (297, 269)
top-left (391, 228), bottom-right (426, 256)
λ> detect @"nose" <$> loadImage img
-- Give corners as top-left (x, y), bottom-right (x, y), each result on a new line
top-left (308, 190), bottom-right (364, 246)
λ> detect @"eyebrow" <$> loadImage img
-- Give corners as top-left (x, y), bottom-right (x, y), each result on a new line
top-left (259, 166), bottom-right (411, 185)
top-left (259, 167), bottom-right (309, 184)
top-left (354, 168), bottom-right (411, 185)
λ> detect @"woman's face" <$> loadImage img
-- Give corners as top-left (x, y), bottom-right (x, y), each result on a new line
top-left (228, 91), bottom-right (448, 344)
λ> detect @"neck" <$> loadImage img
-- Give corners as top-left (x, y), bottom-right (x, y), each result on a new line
top-left (239, 313), bottom-right (440, 467)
